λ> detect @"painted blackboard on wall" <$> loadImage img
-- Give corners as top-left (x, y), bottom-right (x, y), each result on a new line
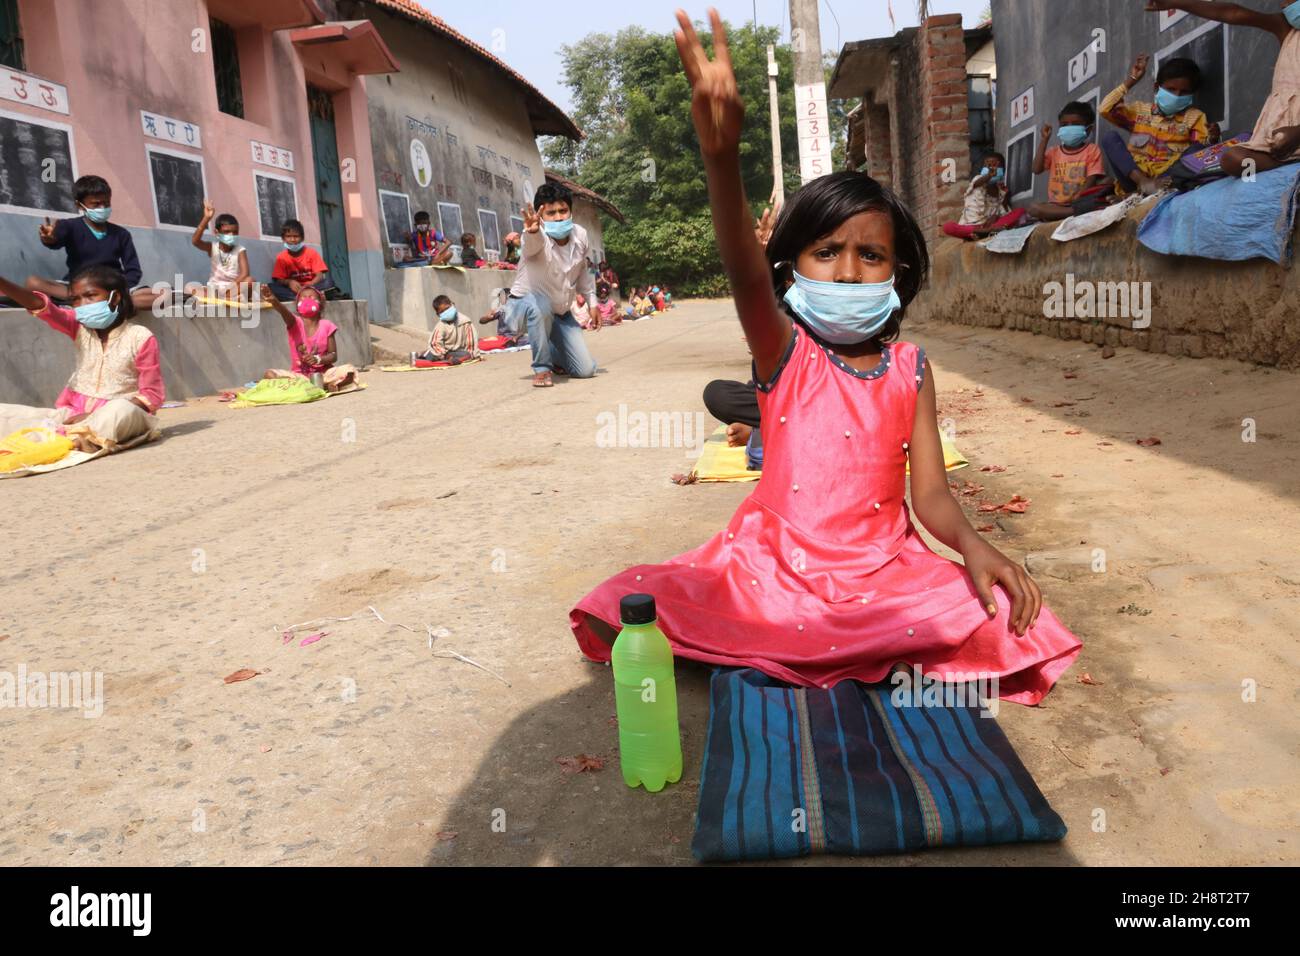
top-left (379, 189), bottom-right (411, 246)
top-left (478, 208), bottom-right (500, 252)
top-left (256, 172), bottom-right (298, 239)
top-left (1007, 130), bottom-right (1035, 200)
top-left (147, 147), bottom-right (205, 228)
top-left (437, 201), bottom-right (463, 242)
top-left (0, 111), bottom-right (77, 214)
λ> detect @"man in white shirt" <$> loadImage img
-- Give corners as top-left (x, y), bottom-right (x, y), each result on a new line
top-left (505, 183), bottom-right (598, 388)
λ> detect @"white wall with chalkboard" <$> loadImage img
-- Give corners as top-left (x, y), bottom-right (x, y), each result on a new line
top-left (254, 170), bottom-right (299, 240)
top-left (146, 144), bottom-right (207, 232)
top-left (379, 189), bottom-right (412, 247)
top-left (437, 201), bottom-right (463, 243)
top-left (0, 109), bottom-right (79, 217)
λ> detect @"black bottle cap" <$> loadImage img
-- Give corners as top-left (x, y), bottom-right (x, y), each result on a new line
top-left (619, 593), bottom-right (657, 626)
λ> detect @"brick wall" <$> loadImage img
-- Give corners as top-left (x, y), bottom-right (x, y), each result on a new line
top-left (918, 13), bottom-right (971, 238)
top-left (862, 103), bottom-right (893, 188)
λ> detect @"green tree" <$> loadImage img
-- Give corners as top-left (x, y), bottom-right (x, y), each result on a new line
top-left (543, 18), bottom-right (856, 295)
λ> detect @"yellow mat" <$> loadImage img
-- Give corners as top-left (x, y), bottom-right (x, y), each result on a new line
top-left (190, 295), bottom-right (271, 310)
top-left (689, 427), bottom-right (969, 482)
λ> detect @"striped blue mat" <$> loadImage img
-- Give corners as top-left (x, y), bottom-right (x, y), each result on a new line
top-left (693, 668), bottom-right (1067, 862)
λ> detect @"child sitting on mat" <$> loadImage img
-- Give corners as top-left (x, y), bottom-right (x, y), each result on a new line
top-left (416, 294), bottom-right (477, 363)
top-left (1101, 52), bottom-right (1215, 195)
top-left (570, 10), bottom-right (1081, 705)
top-left (0, 264), bottom-right (163, 449)
top-left (1145, 1), bottom-right (1300, 177)
top-left (1027, 102), bottom-right (1111, 221)
top-left (187, 198), bottom-right (251, 302)
top-left (261, 285), bottom-right (356, 391)
top-left (594, 281), bottom-right (621, 326)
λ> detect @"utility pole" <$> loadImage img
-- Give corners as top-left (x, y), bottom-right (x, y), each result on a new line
top-left (789, 0), bottom-right (830, 183)
top-left (767, 44), bottom-right (785, 209)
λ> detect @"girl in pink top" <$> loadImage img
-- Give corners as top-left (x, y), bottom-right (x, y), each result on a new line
top-left (0, 265), bottom-right (164, 421)
top-left (261, 285), bottom-right (357, 391)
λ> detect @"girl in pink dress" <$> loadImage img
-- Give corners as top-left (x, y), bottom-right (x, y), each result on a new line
top-left (570, 11), bottom-right (1081, 705)
top-left (261, 286), bottom-right (357, 391)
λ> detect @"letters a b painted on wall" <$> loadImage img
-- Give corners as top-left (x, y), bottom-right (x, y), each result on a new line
top-left (1011, 86), bottom-right (1034, 127)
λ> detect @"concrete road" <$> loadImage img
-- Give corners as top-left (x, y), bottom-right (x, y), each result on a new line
top-left (1, 299), bottom-right (1296, 865)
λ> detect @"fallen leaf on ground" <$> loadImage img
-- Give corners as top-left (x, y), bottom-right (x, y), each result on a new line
top-left (259, 745), bottom-right (272, 753)
top-left (1021, 397), bottom-right (1034, 404)
top-left (1064, 372), bottom-right (1078, 379)
top-left (1097, 441), bottom-right (1114, 447)
top-left (1053, 401), bottom-right (1076, 407)
top-left (977, 502), bottom-right (1001, 513)
top-left (436, 830), bottom-right (459, 841)
top-left (671, 472), bottom-right (698, 485)
top-left (1000, 495), bottom-right (1031, 514)
top-left (980, 464), bottom-right (1007, 473)
top-left (1159, 767), bottom-right (1173, 777)
top-left (1136, 437), bottom-right (1162, 446)
top-left (976, 524), bottom-right (997, 532)
top-left (223, 669), bottom-right (259, 684)
top-left (1078, 673), bottom-right (1104, 686)
top-left (1051, 473), bottom-right (1065, 478)
top-left (959, 481), bottom-right (985, 496)
top-left (1064, 429), bottom-right (1083, 436)
top-left (557, 754), bottom-right (605, 774)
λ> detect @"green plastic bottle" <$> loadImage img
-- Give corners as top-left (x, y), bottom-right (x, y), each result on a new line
top-left (611, 594), bottom-right (682, 792)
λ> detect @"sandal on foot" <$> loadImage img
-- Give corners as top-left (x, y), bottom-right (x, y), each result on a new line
top-left (532, 371), bottom-right (554, 388)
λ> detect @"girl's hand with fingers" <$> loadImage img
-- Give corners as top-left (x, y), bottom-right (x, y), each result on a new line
top-left (961, 536), bottom-right (1042, 637)
top-left (673, 8), bottom-right (745, 157)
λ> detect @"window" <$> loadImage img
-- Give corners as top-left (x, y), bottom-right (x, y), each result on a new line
top-left (477, 208), bottom-right (500, 253)
top-left (437, 201), bottom-right (463, 244)
top-left (0, 0), bottom-right (23, 70)
top-left (1006, 127), bottom-right (1035, 202)
top-left (509, 215), bottom-right (524, 236)
top-left (967, 74), bottom-right (994, 175)
top-left (210, 17), bottom-right (244, 118)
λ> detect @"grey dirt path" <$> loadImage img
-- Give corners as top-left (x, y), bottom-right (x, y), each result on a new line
top-left (0, 299), bottom-right (1296, 866)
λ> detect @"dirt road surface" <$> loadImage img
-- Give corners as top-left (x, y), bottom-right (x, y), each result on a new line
top-left (1, 299), bottom-right (1296, 865)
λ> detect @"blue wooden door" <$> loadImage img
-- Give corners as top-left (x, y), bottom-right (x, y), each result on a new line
top-left (307, 85), bottom-right (351, 296)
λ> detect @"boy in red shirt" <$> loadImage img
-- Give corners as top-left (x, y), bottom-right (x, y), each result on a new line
top-left (1028, 102), bottom-right (1110, 222)
top-left (269, 218), bottom-right (335, 300)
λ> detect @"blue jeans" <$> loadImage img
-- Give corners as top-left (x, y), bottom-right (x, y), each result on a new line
top-left (507, 292), bottom-right (597, 377)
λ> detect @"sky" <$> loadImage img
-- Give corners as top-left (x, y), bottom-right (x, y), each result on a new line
top-left (417, 0), bottom-right (993, 113)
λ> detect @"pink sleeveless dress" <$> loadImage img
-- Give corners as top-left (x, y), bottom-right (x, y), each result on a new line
top-left (570, 326), bottom-right (1082, 705)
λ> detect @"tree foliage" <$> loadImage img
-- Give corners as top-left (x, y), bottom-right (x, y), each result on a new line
top-left (543, 18), bottom-right (855, 295)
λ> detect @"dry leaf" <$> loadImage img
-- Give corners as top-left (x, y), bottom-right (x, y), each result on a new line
top-left (1064, 429), bottom-right (1083, 436)
top-left (977, 502), bottom-right (1001, 513)
top-left (1136, 437), bottom-right (1162, 446)
top-left (1064, 372), bottom-right (1078, 379)
top-left (436, 830), bottom-right (459, 841)
top-left (259, 745), bottom-right (272, 753)
top-left (976, 524), bottom-right (996, 532)
top-left (960, 481), bottom-right (985, 496)
top-left (1021, 397), bottom-right (1034, 404)
top-left (223, 669), bottom-right (259, 684)
top-left (1078, 673), bottom-right (1104, 686)
top-left (557, 754), bottom-right (605, 774)
top-left (1000, 495), bottom-right (1031, 514)
top-left (1051, 473), bottom-right (1065, 478)
top-left (980, 464), bottom-right (1007, 473)
top-left (1053, 401), bottom-right (1076, 407)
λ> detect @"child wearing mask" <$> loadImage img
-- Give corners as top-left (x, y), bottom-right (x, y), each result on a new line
top-left (403, 211), bottom-right (452, 266)
top-left (1146, 1), bottom-right (1300, 177)
top-left (1027, 103), bottom-right (1110, 221)
top-left (269, 219), bottom-right (334, 300)
top-left (261, 285), bottom-right (356, 390)
top-left (187, 198), bottom-right (251, 300)
top-left (26, 174), bottom-right (154, 310)
top-left (1101, 53), bottom-right (1215, 194)
top-left (941, 151), bottom-right (1026, 239)
top-left (417, 294), bottom-right (477, 362)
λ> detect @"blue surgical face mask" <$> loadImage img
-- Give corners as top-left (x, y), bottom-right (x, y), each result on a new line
top-left (1058, 125), bottom-right (1089, 148)
top-left (542, 217), bottom-right (574, 240)
top-left (74, 294), bottom-right (119, 330)
top-left (284, 241), bottom-right (305, 253)
top-left (1155, 86), bottom-right (1195, 117)
top-left (1286, 0), bottom-right (1300, 29)
top-left (439, 305), bottom-right (458, 322)
top-left (80, 204), bottom-right (111, 224)
top-left (782, 269), bottom-right (901, 345)
top-left (218, 234), bottom-right (239, 247)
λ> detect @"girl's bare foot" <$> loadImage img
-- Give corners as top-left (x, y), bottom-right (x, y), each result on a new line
top-left (726, 422), bottom-right (752, 447)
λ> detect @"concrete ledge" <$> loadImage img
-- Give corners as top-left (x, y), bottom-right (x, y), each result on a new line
top-left (0, 300), bottom-right (373, 405)
top-left (383, 265), bottom-right (516, 334)
top-left (911, 204), bottom-right (1300, 369)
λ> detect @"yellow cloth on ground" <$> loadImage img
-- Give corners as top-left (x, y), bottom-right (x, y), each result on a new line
top-left (691, 427), bottom-right (761, 483)
top-left (689, 427), bottom-right (968, 482)
top-left (0, 427), bottom-right (73, 473)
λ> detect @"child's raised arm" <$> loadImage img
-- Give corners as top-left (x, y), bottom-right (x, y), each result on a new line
top-left (0, 274), bottom-right (45, 312)
top-left (1033, 123), bottom-right (1052, 175)
top-left (260, 282), bottom-right (296, 328)
top-left (674, 8), bottom-right (789, 380)
top-left (191, 198), bottom-right (215, 253)
top-left (1145, 0), bottom-right (1289, 41)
